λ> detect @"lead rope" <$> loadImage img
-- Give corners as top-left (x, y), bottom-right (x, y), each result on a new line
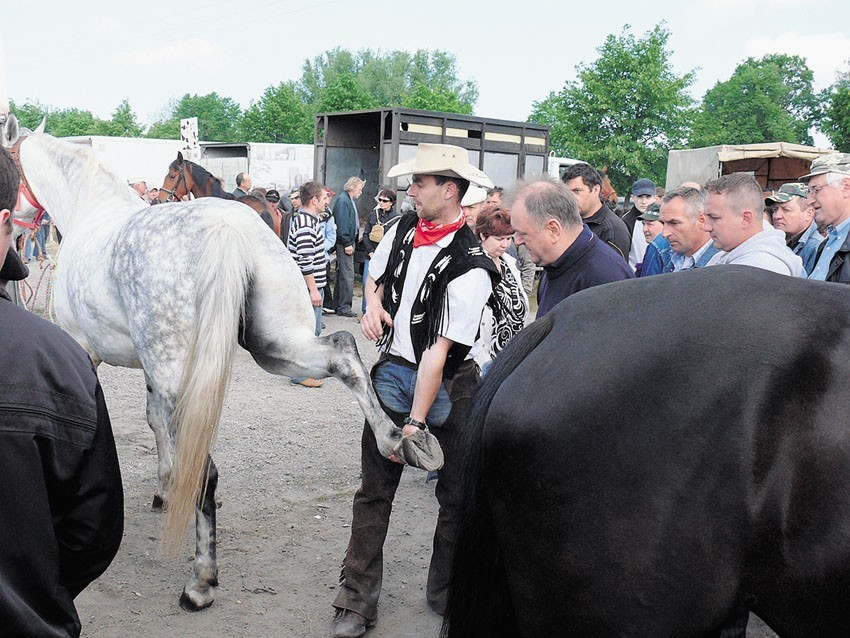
top-left (45, 239), bottom-right (62, 323)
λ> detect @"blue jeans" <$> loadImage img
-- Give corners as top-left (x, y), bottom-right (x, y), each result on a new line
top-left (291, 288), bottom-right (323, 383)
top-left (371, 360), bottom-right (452, 427)
top-left (361, 259), bottom-right (370, 313)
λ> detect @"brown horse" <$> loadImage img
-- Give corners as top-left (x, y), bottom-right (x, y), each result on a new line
top-left (599, 166), bottom-right (619, 211)
top-left (158, 152), bottom-right (235, 202)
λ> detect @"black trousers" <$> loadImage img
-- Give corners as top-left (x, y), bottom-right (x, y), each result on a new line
top-left (332, 360), bottom-right (479, 620)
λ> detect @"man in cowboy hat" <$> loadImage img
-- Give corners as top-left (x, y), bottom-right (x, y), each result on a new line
top-left (332, 143), bottom-right (498, 637)
top-left (0, 146), bottom-right (124, 638)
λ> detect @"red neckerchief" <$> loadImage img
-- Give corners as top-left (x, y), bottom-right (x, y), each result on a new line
top-left (413, 211), bottom-right (466, 248)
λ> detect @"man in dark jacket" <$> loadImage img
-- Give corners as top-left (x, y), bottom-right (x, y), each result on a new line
top-left (508, 176), bottom-right (634, 318)
top-left (331, 176), bottom-right (365, 317)
top-left (802, 153), bottom-right (850, 283)
top-left (0, 147), bottom-right (124, 638)
top-left (562, 163), bottom-right (631, 260)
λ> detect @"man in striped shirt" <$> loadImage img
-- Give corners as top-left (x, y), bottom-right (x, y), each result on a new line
top-left (287, 180), bottom-right (330, 388)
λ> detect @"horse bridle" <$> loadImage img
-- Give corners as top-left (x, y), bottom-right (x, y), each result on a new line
top-left (160, 164), bottom-right (188, 202)
top-left (7, 135), bottom-right (46, 229)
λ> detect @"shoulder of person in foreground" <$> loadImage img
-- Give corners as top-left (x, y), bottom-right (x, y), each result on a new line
top-left (0, 298), bottom-right (124, 597)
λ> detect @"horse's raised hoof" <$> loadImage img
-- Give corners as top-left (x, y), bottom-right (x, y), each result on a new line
top-left (151, 494), bottom-right (164, 511)
top-left (400, 429), bottom-right (444, 471)
top-left (179, 588), bottom-right (216, 612)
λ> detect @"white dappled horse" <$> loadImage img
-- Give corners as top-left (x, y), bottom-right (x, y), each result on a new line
top-left (0, 114), bottom-right (442, 611)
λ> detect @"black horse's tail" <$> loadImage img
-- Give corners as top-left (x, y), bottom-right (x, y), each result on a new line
top-left (442, 315), bottom-right (555, 638)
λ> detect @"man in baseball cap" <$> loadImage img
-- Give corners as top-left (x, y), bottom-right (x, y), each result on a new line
top-left (766, 183), bottom-right (822, 275)
top-left (332, 144), bottom-right (497, 636)
top-left (800, 153), bottom-right (850, 281)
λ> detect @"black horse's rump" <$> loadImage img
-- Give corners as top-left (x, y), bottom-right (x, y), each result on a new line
top-left (444, 266), bottom-right (850, 638)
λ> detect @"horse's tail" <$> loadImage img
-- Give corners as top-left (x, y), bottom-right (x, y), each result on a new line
top-left (162, 219), bottom-right (253, 549)
top-left (442, 315), bottom-right (555, 638)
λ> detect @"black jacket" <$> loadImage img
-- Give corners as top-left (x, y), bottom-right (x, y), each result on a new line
top-left (537, 226), bottom-right (635, 318)
top-left (584, 204), bottom-right (631, 261)
top-left (362, 207), bottom-right (400, 255)
top-left (0, 289), bottom-right (124, 638)
top-left (818, 232), bottom-right (850, 284)
top-left (620, 205), bottom-right (640, 237)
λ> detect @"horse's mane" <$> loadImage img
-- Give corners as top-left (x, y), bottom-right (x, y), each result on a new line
top-left (36, 135), bottom-right (143, 208)
top-left (182, 159), bottom-right (235, 200)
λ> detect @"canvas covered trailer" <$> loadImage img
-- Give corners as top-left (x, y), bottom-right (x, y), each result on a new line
top-left (666, 142), bottom-right (836, 191)
top-left (313, 108), bottom-right (549, 220)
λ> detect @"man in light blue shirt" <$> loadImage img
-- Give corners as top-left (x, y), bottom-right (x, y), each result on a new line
top-left (801, 153), bottom-right (850, 283)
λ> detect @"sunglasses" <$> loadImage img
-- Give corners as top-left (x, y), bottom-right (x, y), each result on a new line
top-left (378, 198), bottom-right (391, 203)
top-left (266, 196), bottom-right (280, 203)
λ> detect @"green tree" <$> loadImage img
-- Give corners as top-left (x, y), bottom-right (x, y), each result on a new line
top-left (145, 119), bottom-right (180, 139)
top-left (402, 84), bottom-right (473, 115)
top-left (407, 50), bottom-right (477, 109)
top-left (315, 73), bottom-right (375, 113)
top-left (690, 54), bottom-right (819, 147)
top-left (48, 108), bottom-right (105, 137)
top-left (147, 93), bottom-right (241, 142)
top-left (95, 99), bottom-right (143, 137)
top-left (9, 99), bottom-right (48, 130)
top-left (239, 81), bottom-right (313, 143)
top-left (823, 63), bottom-right (850, 152)
top-left (297, 47), bottom-right (477, 113)
top-left (9, 100), bottom-right (106, 137)
top-left (530, 23), bottom-right (694, 192)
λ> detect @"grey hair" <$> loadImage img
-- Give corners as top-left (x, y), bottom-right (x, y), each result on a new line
top-left (343, 176), bottom-right (366, 192)
top-left (505, 175), bottom-right (582, 230)
top-left (661, 186), bottom-right (706, 221)
top-left (825, 172), bottom-right (850, 189)
top-left (704, 173), bottom-right (764, 218)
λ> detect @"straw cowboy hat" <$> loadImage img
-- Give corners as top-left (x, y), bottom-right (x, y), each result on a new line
top-left (461, 184), bottom-right (488, 207)
top-left (387, 143), bottom-right (494, 189)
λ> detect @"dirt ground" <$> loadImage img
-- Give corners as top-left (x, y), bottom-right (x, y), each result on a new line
top-left (19, 261), bottom-right (778, 638)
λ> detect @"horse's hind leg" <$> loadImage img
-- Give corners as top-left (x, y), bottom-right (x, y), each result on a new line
top-left (145, 378), bottom-right (175, 510)
top-left (179, 456), bottom-right (219, 611)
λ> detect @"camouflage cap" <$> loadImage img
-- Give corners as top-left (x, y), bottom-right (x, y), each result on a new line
top-left (799, 153), bottom-right (850, 180)
top-left (638, 203), bottom-right (661, 221)
top-left (765, 182), bottom-right (809, 204)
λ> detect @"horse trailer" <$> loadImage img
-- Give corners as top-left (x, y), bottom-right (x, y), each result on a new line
top-left (313, 108), bottom-right (550, 219)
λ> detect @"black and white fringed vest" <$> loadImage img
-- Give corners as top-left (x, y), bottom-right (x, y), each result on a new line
top-left (375, 213), bottom-right (499, 379)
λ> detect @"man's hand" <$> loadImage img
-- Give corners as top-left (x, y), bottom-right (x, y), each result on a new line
top-left (388, 424), bottom-right (428, 464)
top-left (361, 305), bottom-right (393, 341)
top-left (309, 287), bottom-right (323, 307)
top-left (344, 245), bottom-right (354, 256)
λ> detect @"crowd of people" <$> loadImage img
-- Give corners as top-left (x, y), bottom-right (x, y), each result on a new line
top-left (6, 134), bottom-right (850, 638)
top-left (326, 145), bottom-right (850, 638)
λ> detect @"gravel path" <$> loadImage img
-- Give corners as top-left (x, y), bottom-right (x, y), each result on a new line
top-left (18, 257), bottom-right (777, 637)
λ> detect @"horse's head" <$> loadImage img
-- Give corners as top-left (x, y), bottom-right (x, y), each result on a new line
top-left (599, 166), bottom-right (619, 208)
top-left (159, 151), bottom-right (194, 203)
top-left (1, 113), bottom-right (45, 149)
top-left (1, 114), bottom-right (47, 238)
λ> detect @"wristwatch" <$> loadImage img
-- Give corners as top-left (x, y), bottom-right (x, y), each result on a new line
top-left (403, 416), bottom-right (427, 430)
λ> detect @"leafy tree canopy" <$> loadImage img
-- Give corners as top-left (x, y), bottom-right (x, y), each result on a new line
top-left (239, 81), bottom-right (313, 144)
top-left (147, 93), bottom-right (241, 142)
top-left (530, 23), bottom-right (695, 192)
top-left (690, 54), bottom-right (819, 147)
top-left (96, 99), bottom-right (143, 137)
top-left (822, 61), bottom-right (850, 152)
top-left (298, 47), bottom-right (477, 114)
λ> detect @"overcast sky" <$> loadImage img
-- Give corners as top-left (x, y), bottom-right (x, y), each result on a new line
top-left (3, 0), bottom-right (849, 140)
